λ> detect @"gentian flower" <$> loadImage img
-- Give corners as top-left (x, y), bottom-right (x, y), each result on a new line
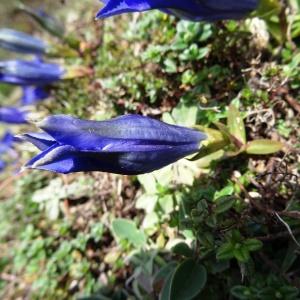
top-left (21, 86), bottom-right (49, 106)
top-left (20, 114), bottom-right (206, 174)
top-left (0, 59), bottom-right (64, 86)
top-left (0, 131), bottom-right (14, 172)
top-left (96, 0), bottom-right (258, 21)
top-left (0, 160), bottom-right (6, 171)
top-left (0, 107), bottom-right (28, 124)
top-left (0, 28), bottom-right (47, 55)
top-left (0, 131), bottom-right (14, 154)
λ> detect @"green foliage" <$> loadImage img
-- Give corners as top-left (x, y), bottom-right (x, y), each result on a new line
top-left (193, 101), bottom-right (284, 167)
top-left (216, 230), bottom-right (263, 262)
top-left (169, 259), bottom-right (207, 300)
top-left (1, 0), bottom-right (300, 299)
top-left (112, 219), bottom-right (147, 248)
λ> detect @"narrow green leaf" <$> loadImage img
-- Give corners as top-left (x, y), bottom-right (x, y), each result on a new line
top-left (233, 246), bottom-right (250, 262)
top-left (216, 242), bottom-right (235, 260)
top-left (215, 196), bottom-right (236, 214)
top-left (245, 139), bottom-right (283, 155)
top-left (227, 104), bottom-right (246, 145)
top-left (214, 121), bottom-right (243, 148)
top-left (190, 126), bottom-right (229, 160)
top-left (281, 243), bottom-right (298, 272)
top-left (214, 185), bottom-right (234, 200)
top-left (255, 0), bottom-right (281, 20)
top-left (195, 149), bottom-right (225, 168)
top-left (279, 286), bottom-right (299, 298)
top-left (243, 239), bottom-right (263, 252)
top-left (231, 286), bottom-right (252, 300)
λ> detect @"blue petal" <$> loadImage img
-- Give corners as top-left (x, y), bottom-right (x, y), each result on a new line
top-left (0, 28), bottom-right (47, 55)
top-left (38, 114), bottom-right (206, 151)
top-left (25, 142), bottom-right (200, 174)
top-left (96, 0), bottom-right (151, 18)
top-left (0, 131), bottom-right (14, 154)
top-left (96, 0), bottom-right (258, 20)
top-left (24, 114), bottom-right (207, 174)
top-left (21, 86), bottom-right (49, 106)
top-left (25, 144), bottom-right (77, 173)
top-left (0, 160), bottom-right (6, 172)
top-left (203, 0), bottom-right (257, 11)
top-left (15, 132), bottom-right (56, 150)
top-left (0, 107), bottom-right (28, 124)
top-left (0, 60), bottom-right (64, 86)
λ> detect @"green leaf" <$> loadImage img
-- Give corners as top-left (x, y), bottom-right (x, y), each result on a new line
top-left (190, 126), bottom-right (229, 160)
top-left (142, 211), bottom-right (159, 231)
top-left (255, 0), bottom-right (281, 20)
top-left (197, 47), bottom-right (210, 59)
top-left (231, 230), bottom-right (243, 242)
top-left (158, 195), bottom-right (174, 214)
top-left (227, 104), bottom-right (246, 145)
top-left (215, 196), bottom-right (236, 214)
top-left (171, 242), bottom-right (194, 258)
top-left (214, 121), bottom-right (243, 149)
top-left (279, 286), bottom-right (299, 298)
top-left (214, 185), bottom-right (234, 200)
top-left (231, 286), bottom-right (253, 300)
top-left (164, 58), bottom-right (177, 73)
top-left (171, 103), bottom-right (198, 127)
top-left (137, 173), bottom-right (157, 194)
top-left (281, 243), bottom-right (298, 272)
top-left (89, 223), bottom-right (104, 243)
top-left (135, 194), bottom-right (158, 213)
top-left (78, 296), bottom-right (111, 300)
top-left (154, 262), bottom-right (177, 300)
top-left (195, 149), bottom-right (225, 168)
top-left (197, 232), bottom-right (214, 248)
top-left (266, 20), bottom-right (285, 44)
top-left (243, 239), bottom-right (263, 252)
top-left (233, 246), bottom-right (250, 262)
top-left (216, 242), bottom-right (235, 260)
top-left (160, 270), bottom-right (173, 300)
top-left (170, 259), bottom-right (207, 300)
top-left (245, 140), bottom-right (283, 155)
top-left (112, 219), bottom-right (146, 248)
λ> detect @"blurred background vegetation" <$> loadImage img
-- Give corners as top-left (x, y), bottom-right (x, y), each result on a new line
top-left (0, 0), bottom-right (300, 299)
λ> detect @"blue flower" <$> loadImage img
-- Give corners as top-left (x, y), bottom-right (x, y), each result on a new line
top-left (0, 160), bottom-right (6, 171)
top-left (0, 131), bottom-right (14, 172)
top-left (21, 86), bottom-right (49, 106)
top-left (0, 59), bottom-right (64, 86)
top-left (96, 0), bottom-right (258, 21)
top-left (0, 107), bottom-right (28, 124)
top-left (20, 114), bottom-right (206, 174)
top-left (0, 28), bottom-right (47, 55)
top-left (0, 131), bottom-right (14, 154)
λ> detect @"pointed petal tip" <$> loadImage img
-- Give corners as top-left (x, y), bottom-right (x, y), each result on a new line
top-left (18, 166), bottom-right (28, 174)
top-left (95, 11), bottom-right (102, 19)
top-left (13, 134), bottom-right (25, 143)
